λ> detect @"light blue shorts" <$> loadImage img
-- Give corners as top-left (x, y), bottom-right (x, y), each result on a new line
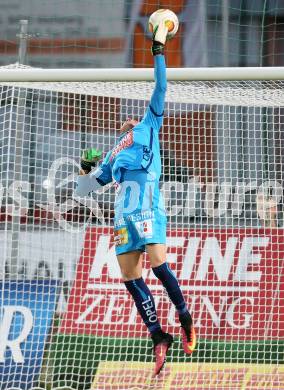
top-left (113, 169), bottom-right (167, 255)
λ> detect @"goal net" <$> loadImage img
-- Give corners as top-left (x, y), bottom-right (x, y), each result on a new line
top-left (0, 66), bottom-right (283, 390)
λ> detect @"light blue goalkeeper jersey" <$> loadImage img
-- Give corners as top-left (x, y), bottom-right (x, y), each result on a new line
top-left (94, 54), bottom-right (166, 186)
top-left (75, 55), bottom-right (167, 254)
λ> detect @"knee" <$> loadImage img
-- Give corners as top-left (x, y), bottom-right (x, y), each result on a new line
top-left (120, 266), bottom-right (141, 281)
top-left (117, 251), bottom-right (142, 281)
top-left (146, 244), bottom-right (166, 268)
top-left (150, 256), bottom-right (165, 268)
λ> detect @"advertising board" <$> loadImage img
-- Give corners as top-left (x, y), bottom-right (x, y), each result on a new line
top-left (61, 227), bottom-right (284, 340)
top-left (0, 280), bottom-right (59, 389)
top-left (91, 362), bottom-right (284, 390)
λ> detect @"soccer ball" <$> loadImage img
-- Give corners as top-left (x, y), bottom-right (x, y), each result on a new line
top-left (148, 9), bottom-right (179, 40)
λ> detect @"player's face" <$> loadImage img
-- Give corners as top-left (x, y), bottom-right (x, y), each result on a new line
top-left (120, 118), bottom-right (138, 135)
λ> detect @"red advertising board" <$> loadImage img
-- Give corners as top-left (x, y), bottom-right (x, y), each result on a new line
top-left (60, 227), bottom-right (284, 340)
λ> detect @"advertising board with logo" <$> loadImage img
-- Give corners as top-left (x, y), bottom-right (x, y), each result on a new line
top-left (91, 361), bottom-right (284, 390)
top-left (60, 227), bottom-right (284, 341)
top-left (0, 280), bottom-right (59, 389)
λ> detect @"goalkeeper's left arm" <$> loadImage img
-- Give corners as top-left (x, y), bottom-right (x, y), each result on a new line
top-left (74, 148), bottom-right (112, 197)
top-left (140, 21), bottom-right (168, 131)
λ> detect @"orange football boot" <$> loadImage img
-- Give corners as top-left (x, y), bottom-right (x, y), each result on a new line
top-left (180, 313), bottom-right (196, 354)
top-left (151, 331), bottom-right (174, 375)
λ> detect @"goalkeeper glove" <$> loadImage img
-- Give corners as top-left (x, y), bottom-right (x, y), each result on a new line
top-left (80, 148), bottom-right (102, 174)
top-left (151, 22), bottom-right (169, 56)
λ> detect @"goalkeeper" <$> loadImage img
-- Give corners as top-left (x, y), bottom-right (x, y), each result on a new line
top-left (75, 21), bottom-right (196, 376)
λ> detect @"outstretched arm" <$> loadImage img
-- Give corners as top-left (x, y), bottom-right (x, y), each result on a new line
top-left (149, 55), bottom-right (167, 117)
top-left (141, 22), bottom-right (168, 130)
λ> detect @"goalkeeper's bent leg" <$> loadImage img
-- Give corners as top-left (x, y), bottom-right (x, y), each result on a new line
top-left (124, 277), bottom-right (161, 334)
top-left (152, 262), bottom-right (196, 354)
top-left (152, 262), bottom-right (189, 316)
top-left (124, 277), bottom-right (174, 375)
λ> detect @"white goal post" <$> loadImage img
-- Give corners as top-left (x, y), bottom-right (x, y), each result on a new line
top-left (1, 66), bottom-right (284, 81)
top-left (0, 65), bottom-right (283, 390)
